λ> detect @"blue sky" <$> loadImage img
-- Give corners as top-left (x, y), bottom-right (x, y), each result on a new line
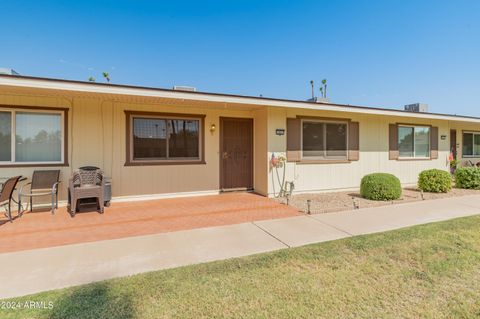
top-left (1, 0), bottom-right (480, 115)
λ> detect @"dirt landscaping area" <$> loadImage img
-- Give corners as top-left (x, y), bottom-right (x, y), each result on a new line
top-left (275, 187), bottom-right (480, 214)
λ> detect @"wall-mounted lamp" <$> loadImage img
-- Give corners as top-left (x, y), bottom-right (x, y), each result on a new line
top-left (210, 123), bottom-right (216, 133)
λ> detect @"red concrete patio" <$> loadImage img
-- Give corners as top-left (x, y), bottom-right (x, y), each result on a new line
top-left (0, 192), bottom-right (300, 253)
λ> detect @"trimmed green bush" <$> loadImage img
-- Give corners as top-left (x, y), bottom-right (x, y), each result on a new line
top-left (418, 169), bottom-right (452, 193)
top-left (455, 167), bottom-right (480, 189)
top-left (360, 173), bottom-right (402, 201)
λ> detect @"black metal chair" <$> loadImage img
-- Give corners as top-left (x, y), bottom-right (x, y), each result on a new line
top-left (0, 176), bottom-right (22, 222)
top-left (18, 170), bottom-right (60, 215)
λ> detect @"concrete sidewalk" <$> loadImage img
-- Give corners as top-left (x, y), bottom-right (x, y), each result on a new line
top-left (1, 195), bottom-right (480, 299)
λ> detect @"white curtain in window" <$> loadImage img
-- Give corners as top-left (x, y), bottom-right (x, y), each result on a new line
top-left (15, 112), bottom-right (62, 162)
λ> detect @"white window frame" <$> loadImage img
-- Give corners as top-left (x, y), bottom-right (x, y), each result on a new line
top-left (300, 119), bottom-right (349, 160)
top-left (462, 131), bottom-right (480, 157)
top-left (398, 125), bottom-right (431, 159)
top-left (129, 114), bottom-right (203, 164)
top-left (0, 108), bottom-right (65, 165)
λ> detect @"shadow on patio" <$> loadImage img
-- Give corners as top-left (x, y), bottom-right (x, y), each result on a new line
top-left (0, 192), bottom-right (300, 253)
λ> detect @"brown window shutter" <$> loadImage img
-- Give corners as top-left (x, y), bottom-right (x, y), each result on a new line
top-left (348, 122), bottom-right (360, 161)
top-left (389, 124), bottom-right (399, 160)
top-left (431, 126), bottom-right (439, 159)
top-left (286, 118), bottom-right (301, 162)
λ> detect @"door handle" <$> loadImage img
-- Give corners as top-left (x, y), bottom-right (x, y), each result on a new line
top-left (222, 152), bottom-right (230, 159)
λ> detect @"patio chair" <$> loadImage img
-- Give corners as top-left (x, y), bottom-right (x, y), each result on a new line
top-left (0, 176), bottom-right (22, 222)
top-left (69, 168), bottom-right (105, 217)
top-left (18, 170), bottom-right (61, 215)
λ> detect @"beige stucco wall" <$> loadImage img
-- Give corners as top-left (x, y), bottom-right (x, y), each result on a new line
top-left (0, 91), bottom-right (267, 200)
top-left (253, 108), bottom-right (268, 195)
top-left (266, 107), bottom-right (461, 196)
top-left (1, 88), bottom-right (479, 201)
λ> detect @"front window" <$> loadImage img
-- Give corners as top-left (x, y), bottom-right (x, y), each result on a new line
top-left (302, 120), bottom-right (347, 159)
top-left (128, 112), bottom-right (203, 164)
top-left (0, 112), bottom-right (12, 162)
top-left (398, 125), bottom-right (430, 158)
top-left (0, 109), bottom-right (64, 164)
top-left (462, 132), bottom-right (480, 157)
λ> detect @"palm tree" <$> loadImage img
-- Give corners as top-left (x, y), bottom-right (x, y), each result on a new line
top-left (88, 76), bottom-right (95, 82)
top-left (321, 79), bottom-right (327, 98)
top-left (102, 72), bottom-right (110, 83)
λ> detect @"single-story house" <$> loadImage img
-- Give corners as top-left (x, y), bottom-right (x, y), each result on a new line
top-left (1, 74), bottom-right (479, 202)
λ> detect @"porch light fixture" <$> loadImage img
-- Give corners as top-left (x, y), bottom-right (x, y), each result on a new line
top-left (210, 123), bottom-right (216, 133)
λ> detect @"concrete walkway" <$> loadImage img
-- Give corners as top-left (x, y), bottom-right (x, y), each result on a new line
top-left (1, 195), bottom-right (480, 299)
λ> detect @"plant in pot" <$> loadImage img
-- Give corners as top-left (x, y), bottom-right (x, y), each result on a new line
top-left (449, 152), bottom-right (458, 174)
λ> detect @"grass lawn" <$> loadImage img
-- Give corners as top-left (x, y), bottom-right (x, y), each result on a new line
top-left (2, 216), bottom-right (480, 319)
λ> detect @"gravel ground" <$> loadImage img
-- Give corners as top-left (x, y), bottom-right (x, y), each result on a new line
top-left (274, 188), bottom-right (480, 214)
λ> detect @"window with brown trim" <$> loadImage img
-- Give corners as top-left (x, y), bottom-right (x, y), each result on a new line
top-left (462, 131), bottom-right (480, 157)
top-left (0, 107), bottom-right (67, 166)
top-left (389, 123), bottom-right (438, 160)
top-left (126, 111), bottom-right (205, 165)
top-left (286, 117), bottom-right (359, 163)
top-left (398, 125), bottom-right (430, 158)
top-left (301, 119), bottom-right (348, 160)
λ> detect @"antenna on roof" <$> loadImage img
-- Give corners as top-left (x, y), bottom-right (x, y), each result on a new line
top-left (321, 79), bottom-right (327, 98)
top-left (310, 80), bottom-right (314, 99)
top-left (102, 72), bottom-right (110, 83)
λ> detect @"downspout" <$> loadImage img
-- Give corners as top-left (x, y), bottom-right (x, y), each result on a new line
top-left (57, 95), bottom-right (74, 175)
top-left (100, 98), bottom-right (116, 179)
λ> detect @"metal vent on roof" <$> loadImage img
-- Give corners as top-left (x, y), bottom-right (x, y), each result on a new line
top-left (173, 85), bottom-right (197, 92)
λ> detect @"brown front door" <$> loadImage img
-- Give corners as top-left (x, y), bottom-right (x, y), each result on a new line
top-left (220, 117), bottom-right (253, 190)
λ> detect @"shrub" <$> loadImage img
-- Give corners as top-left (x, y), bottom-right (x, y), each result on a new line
top-left (360, 173), bottom-right (402, 201)
top-left (418, 169), bottom-right (452, 193)
top-left (455, 167), bottom-right (480, 189)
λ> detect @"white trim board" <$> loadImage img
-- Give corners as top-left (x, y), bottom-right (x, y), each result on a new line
top-left (2, 75), bottom-right (480, 124)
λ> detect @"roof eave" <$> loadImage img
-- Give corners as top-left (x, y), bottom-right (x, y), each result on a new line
top-left (1, 74), bottom-right (480, 124)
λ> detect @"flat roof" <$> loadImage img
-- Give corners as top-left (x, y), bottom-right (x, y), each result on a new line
top-left (1, 74), bottom-right (480, 123)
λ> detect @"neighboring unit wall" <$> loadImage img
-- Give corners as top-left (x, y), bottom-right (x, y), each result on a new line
top-left (267, 107), bottom-right (452, 196)
top-left (450, 122), bottom-right (480, 166)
